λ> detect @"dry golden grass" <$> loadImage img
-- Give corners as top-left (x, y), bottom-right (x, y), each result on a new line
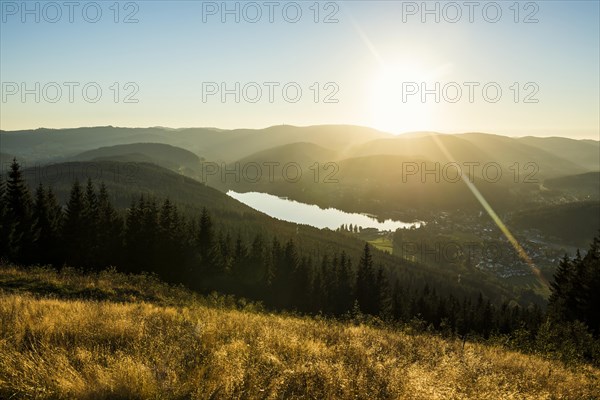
top-left (0, 265), bottom-right (598, 399)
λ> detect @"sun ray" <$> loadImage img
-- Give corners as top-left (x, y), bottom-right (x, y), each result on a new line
top-left (429, 134), bottom-right (550, 288)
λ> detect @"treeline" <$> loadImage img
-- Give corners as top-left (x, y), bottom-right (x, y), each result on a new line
top-left (1, 159), bottom-right (599, 361)
top-left (548, 244), bottom-right (600, 335)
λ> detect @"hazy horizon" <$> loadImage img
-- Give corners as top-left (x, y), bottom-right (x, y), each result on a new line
top-left (1, 1), bottom-right (598, 139)
top-left (1, 123), bottom-right (598, 141)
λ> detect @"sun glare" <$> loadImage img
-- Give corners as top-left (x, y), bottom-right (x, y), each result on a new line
top-left (368, 62), bottom-right (448, 134)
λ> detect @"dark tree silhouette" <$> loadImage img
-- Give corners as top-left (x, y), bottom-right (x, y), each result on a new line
top-left (31, 184), bottom-right (62, 265)
top-left (356, 243), bottom-right (376, 314)
top-left (4, 159), bottom-right (34, 263)
top-left (549, 235), bottom-right (600, 335)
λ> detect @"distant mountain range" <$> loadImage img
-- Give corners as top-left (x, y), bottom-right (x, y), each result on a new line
top-left (3, 125), bottom-right (598, 177)
top-left (2, 124), bottom-right (598, 247)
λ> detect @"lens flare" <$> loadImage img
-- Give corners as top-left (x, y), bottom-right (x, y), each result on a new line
top-left (430, 134), bottom-right (549, 288)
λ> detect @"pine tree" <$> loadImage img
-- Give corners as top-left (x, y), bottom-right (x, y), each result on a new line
top-left (335, 251), bottom-right (354, 315)
top-left (554, 235), bottom-right (600, 335)
top-left (245, 233), bottom-right (266, 298)
top-left (124, 196), bottom-right (145, 273)
top-left (232, 233), bottom-right (248, 279)
top-left (31, 184), bottom-right (62, 265)
top-left (83, 179), bottom-right (100, 268)
top-left (356, 243), bottom-right (376, 314)
top-left (197, 207), bottom-right (216, 274)
top-left (140, 197), bottom-right (159, 271)
top-left (548, 254), bottom-right (581, 323)
top-left (96, 183), bottom-right (123, 269)
top-left (219, 231), bottom-right (233, 274)
top-left (4, 159), bottom-right (34, 263)
top-left (581, 236), bottom-right (600, 334)
top-left (156, 198), bottom-right (178, 278)
top-left (325, 254), bottom-right (335, 313)
top-left (292, 255), bottom-right (312, 312)
top-left (321, 253), bottom-right (337, 314)
top-left (0, 175), bottom-right (9, 259)
top-left (375, 265), bottom-right (392, 319)
top-left (311, 264), bottom-right (324, 313)
top-left (62, 181), bottom-right (86, 268)
top-left (272, 239), bottom-right (298, 309)
top-left (265, 236), bottom-right (282, 289)
top-left (391, 279), bottom-right (406, 321)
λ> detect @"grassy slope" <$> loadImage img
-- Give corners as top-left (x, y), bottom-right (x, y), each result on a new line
top-left (0, 265), bottom-right (598, 400)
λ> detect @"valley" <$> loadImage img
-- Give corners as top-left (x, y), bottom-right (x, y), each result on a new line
top-left (3, 3), bottom-right (599, 397)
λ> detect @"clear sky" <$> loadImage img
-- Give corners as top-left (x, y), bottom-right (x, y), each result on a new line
top-left (1, 0), bottom-right (598, 138)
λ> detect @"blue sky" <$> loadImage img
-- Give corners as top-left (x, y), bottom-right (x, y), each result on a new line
top-left (1, 0), bottom-right (599, 138)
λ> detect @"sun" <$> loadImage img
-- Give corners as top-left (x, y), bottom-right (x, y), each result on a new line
top-left (368, 62), bottom-right (444, 134)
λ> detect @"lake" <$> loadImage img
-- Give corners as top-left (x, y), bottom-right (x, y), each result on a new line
top-left (227, 191), bottom-right (420, 231)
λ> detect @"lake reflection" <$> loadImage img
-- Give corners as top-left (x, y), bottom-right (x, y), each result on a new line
top-left (227, 191), bottom-right (420, 231)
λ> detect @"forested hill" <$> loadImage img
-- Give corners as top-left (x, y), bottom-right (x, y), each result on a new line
top-left (509, 201), bottom-right (600, 247)
top-left (69, 142), bottom-right (203, 175)
top-left (18, 160), bottom-right (526, 304)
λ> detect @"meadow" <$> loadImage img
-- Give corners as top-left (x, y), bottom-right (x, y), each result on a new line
top-left (0, 265), bottom-right (598, 399)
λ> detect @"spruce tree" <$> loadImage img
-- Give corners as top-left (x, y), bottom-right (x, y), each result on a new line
top-left (83, 179), bottom-right (100, 268)
top-left (62, 180), bottom-right (86, 267)
top-left (581, 236), bottom-right (600, 334)
top-left (218, 231), bottom-right (233, 274)
top-left (197, 207), bottom-right (216, 274)
top-left (141, 197), bottom-right (159, 271)
top-left (266, 236), bottom-right (282, 290)
top-left (335, 251), bottom-right (354, 315)
top-left (311, 264), bottom-right (324, 313)
top-left (321, 253), bottom-right (337, 314)
top-left (31, 184), bottom-right (62, 265)
top-left (391, 279), bottom-right (406, 321)
top-left (272, 239), bottom-right (298, 309)
top-left (375, 265), bottom-right (392, 319)
top-left (248, 233), bottom-right (264, 276)
top-left (45, 187), bottom-right (64, 264)
top-left (0, 175), bottom-right (8, 259)
top-left (245, 233), bottom-right (266, 298)
top-left (549, 254), bottom-right (580, 323)
top-left (157, 198), bottom-right (177, 277)
top-left (552, 236), bottom-right (600, 335)
top-left (232, 233), bottom-right (248, 279)
top-left (292, 255), bottom-right (312, 312)
top-left (356, 243), bottom-right (376, 314)
top-left (4, 159), bottom-right (34, 263)
top-left (96, 182), bottom-right (123, 269)
top-left (124, 197), bottom-right (145, 273)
